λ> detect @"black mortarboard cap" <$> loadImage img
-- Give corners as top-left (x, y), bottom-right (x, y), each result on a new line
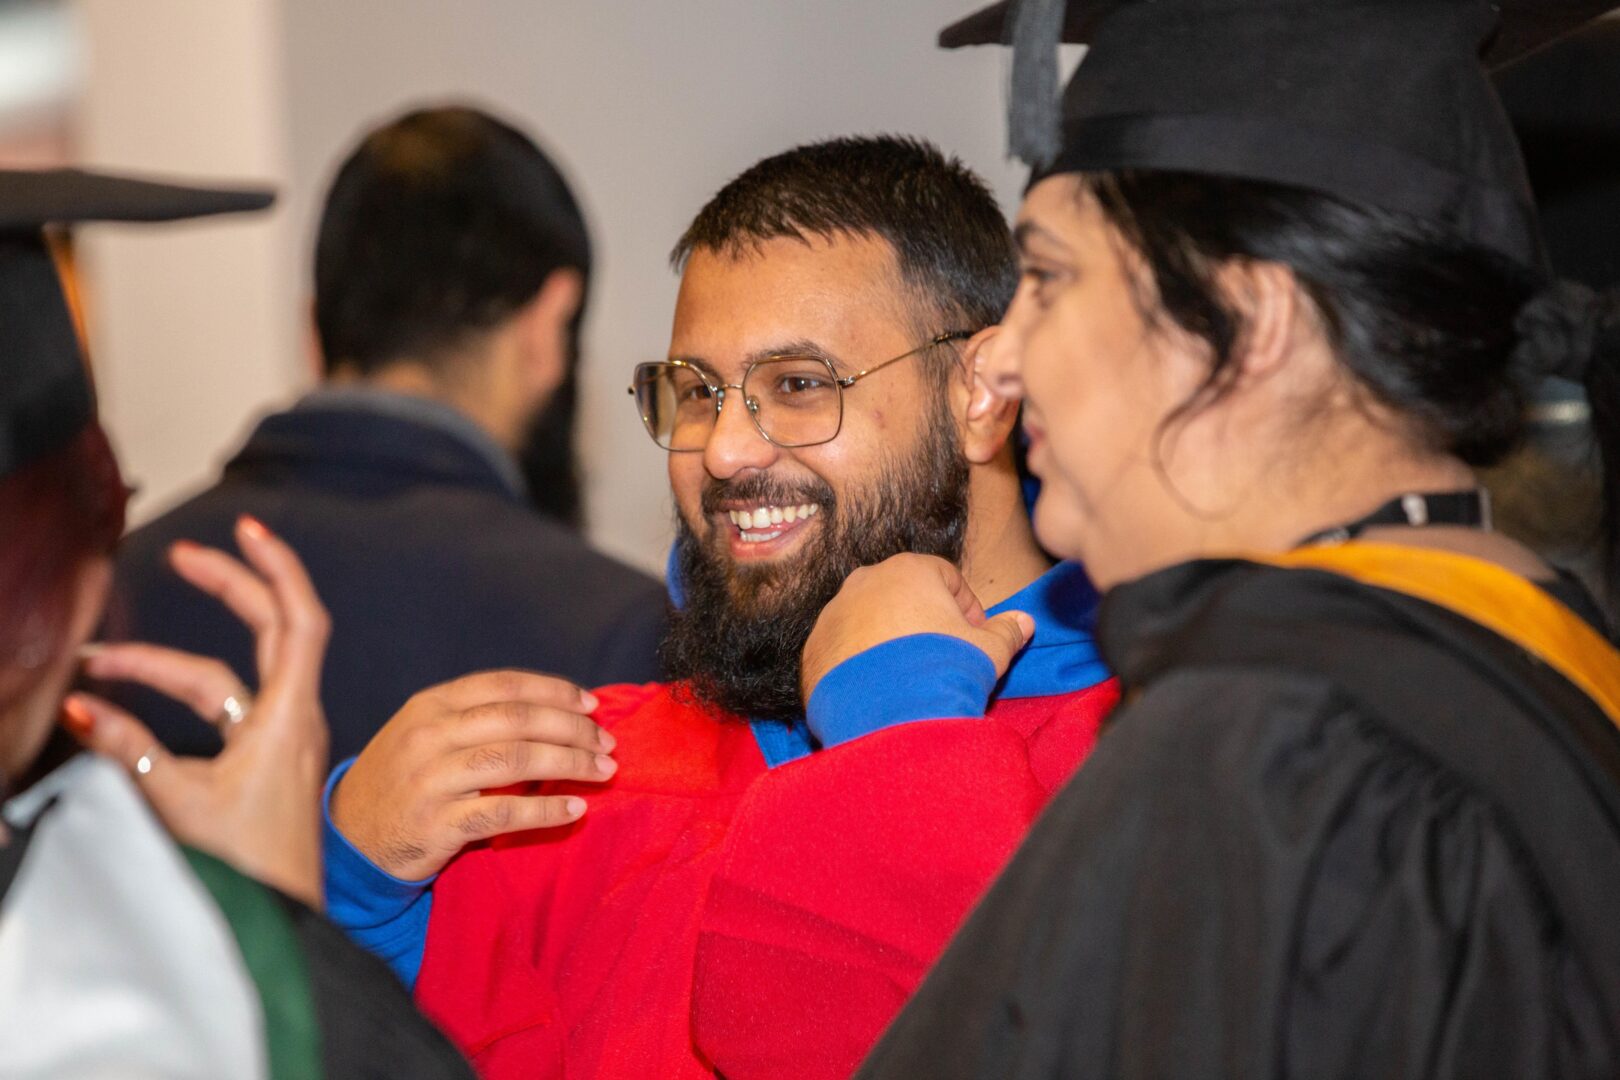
top-left (0, 169), bottom-right (273, 481)
top-left (1497, 17), bottom-right (1620, 289)
top-left (940, 0), bottom-right (1618, 269)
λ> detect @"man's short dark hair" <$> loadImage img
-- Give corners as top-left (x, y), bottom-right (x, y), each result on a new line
top-left (314, 104), bottom-right (591, 377)
top-left (671, 135), bottom-right (1016, 344)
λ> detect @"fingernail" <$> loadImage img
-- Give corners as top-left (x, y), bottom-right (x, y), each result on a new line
top-left (77, 643), bottom-right (106, 660)
top-left (169, 539), bottom-right (200, 557)
top-left (595, 754), bottom-right (617, 776)
top-left (61, 696), bottom-right (94, 737)
top-left (564, 796), bottom-right (587, 818)
top-left (580, 690), bottom-right (600, 712)
top-left (597, 728), bottom-right (616, 753)
top-left (237, 514), bottom-right (269, 541)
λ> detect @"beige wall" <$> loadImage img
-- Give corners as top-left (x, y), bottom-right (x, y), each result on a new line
top-left (76, 0), bottom-right (1026, 575)
top-left (74, 0), bottom-right (299, 527)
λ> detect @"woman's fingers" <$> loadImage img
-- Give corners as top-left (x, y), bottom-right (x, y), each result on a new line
top-left (165, 517), bottom-right (330, 696)
top-left (447, 793), bottom-right (587, 844)
top-left (448, 740), bottom-right (617, 793)
top-left (64, 692), bottom-right (173, 784)
top-left (234, 516), bottom-right (329, 695)
top-left (80, 642), bottom-right (251, 737)
top-left (169, 539), bottom-right (282, 672)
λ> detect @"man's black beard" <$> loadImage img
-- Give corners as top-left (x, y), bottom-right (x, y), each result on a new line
top-left (659, 403), bottom-right (970, 723)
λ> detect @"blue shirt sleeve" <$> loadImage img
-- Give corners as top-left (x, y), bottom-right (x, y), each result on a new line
top-left (321, 757), bottom-right (435, 988)
top-left (806, 633), bottom-right (999, 749)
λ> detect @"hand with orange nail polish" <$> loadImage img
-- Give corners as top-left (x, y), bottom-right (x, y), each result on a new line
top-left (68, 515), bottom-right (332, 909)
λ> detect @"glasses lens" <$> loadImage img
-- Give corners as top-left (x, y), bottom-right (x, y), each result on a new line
top-left (633, 363), bottom-right (714, 450)
top-left (743, 356), bottom-right (842, 447)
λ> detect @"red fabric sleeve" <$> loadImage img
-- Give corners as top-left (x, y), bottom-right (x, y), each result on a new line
top-left (690, 681), bottom-right (1119, 1079)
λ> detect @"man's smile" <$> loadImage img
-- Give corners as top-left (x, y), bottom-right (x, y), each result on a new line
top-left (716, 501), bottom-right (823, 559)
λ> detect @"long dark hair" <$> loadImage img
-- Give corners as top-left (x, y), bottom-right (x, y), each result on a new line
top-left (0, 423), bottom-right (127, 716)
top-left (1083, 171), bottom-right (1620, 584)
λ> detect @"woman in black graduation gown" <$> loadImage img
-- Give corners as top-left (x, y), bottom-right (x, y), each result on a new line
top-left (799, 1), bottom-right (1620, 1076)
top-left (0, 170), bottom-right (471, 1079)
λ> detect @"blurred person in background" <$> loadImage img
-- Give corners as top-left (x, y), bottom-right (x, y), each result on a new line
top-left (0, 168), bottom-right (471, 1079)
top-left (107, 105), bottom-right (666, 766)
top-left (1483, 16), bottom-right (1620, 625)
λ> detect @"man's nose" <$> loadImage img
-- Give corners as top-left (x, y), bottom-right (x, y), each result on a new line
top-left (702, 388), bottom-right (778, 480)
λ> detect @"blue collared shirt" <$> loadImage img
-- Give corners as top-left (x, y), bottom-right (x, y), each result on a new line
top-left (799, 560), bottom-right (1107, 758)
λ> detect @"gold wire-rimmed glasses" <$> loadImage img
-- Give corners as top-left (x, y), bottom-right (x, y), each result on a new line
top-left (628, 331), bottom-right (972, 451)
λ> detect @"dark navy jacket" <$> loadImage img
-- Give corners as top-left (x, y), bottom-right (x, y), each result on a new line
top-left (105, 389), bottom-right (667, 765)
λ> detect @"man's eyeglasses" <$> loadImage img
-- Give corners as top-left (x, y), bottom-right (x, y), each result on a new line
top-left (628, 331), bottom-right (972, 452)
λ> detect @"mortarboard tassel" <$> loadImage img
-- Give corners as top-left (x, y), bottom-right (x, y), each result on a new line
top-left (1006, 0), bottom-right (1065, 167)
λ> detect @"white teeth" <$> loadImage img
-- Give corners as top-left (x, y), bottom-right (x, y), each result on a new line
top-left (727, 503), bottom-right (821, 534)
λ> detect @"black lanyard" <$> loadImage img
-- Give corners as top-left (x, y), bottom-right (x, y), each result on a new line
top-left (1296, 489), bottom-right (1493, 547)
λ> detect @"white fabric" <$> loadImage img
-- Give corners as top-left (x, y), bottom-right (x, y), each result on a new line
top-left (0, 755), bottom-right (267, 1079)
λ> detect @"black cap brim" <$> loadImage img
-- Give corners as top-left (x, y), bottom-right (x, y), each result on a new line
top-left (0, 167), bottom-right (274, 481)
top-left (938, 1), bottom-right (1617, 67)
top-left (0, 168), bottom-right (273, 231)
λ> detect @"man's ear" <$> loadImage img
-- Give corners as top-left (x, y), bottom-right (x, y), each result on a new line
top-left (519, 267), bottom-right (585, 400)
top-left (303, 296), bottom-right (326, 384)
top-left (953, 325), bottom-right (1021, 465)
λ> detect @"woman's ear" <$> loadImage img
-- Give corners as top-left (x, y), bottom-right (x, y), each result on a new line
top-left (1221, 259), bottom-right (1302, 385)
top-left (955, 326), bottom-right (1022, 465)
top-left (66, 557), bottom-right (113, 659)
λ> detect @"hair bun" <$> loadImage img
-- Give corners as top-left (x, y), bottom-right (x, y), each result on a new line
top-left (1515, 280), bottom-right (1605, 381)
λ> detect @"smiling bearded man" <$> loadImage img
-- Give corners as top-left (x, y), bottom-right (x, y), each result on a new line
top-left (319, 136), bottom-right (1118, 1080)
top-left (663, 369), bottom-right (969, 723)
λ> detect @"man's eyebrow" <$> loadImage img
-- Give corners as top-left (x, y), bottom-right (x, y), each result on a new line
top-left (665, 354), bottom-right (724, 381)
top-left (744, 339), bottom-right (840, 369)
top-left (670, 340), bottom-right (846, 378)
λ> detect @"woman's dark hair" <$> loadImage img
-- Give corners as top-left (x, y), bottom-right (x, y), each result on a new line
top-left (0, 423), bottom-right (127, 716)
top-left (1084, 170), bottom-right (1620, 582)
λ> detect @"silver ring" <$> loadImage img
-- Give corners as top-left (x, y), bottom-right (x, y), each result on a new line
top-left (216, 691), bottom-right (252, 727)
top-left (135, 744), bottom-right (160, 776)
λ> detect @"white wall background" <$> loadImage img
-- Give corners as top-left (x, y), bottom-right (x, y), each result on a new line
top-left (78, 0), bottom-right (1027, 575)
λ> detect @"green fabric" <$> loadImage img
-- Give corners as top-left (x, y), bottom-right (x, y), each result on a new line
top-left (183, 848), bottom-right (323, 1080)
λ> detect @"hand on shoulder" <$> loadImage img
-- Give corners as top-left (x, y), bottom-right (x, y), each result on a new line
top-left (330, 668), bottom-right (618, 882)
top-left (800, 554), bottom-right (1035, 704)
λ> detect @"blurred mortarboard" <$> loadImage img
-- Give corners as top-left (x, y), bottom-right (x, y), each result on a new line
top-left (0, 168), bottom-right (273, 481)
top-left (939, 0), bottom-right (1618, 269)
top-left (1497, 16), bottom-right (1620, 290)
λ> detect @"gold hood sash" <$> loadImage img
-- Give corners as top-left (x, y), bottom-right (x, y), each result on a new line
top-left (1251, 543), bottom-right (1620, 727)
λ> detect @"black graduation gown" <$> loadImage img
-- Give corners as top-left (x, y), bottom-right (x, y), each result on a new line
top-left (857, 548), bottom-right (1620, 1080)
